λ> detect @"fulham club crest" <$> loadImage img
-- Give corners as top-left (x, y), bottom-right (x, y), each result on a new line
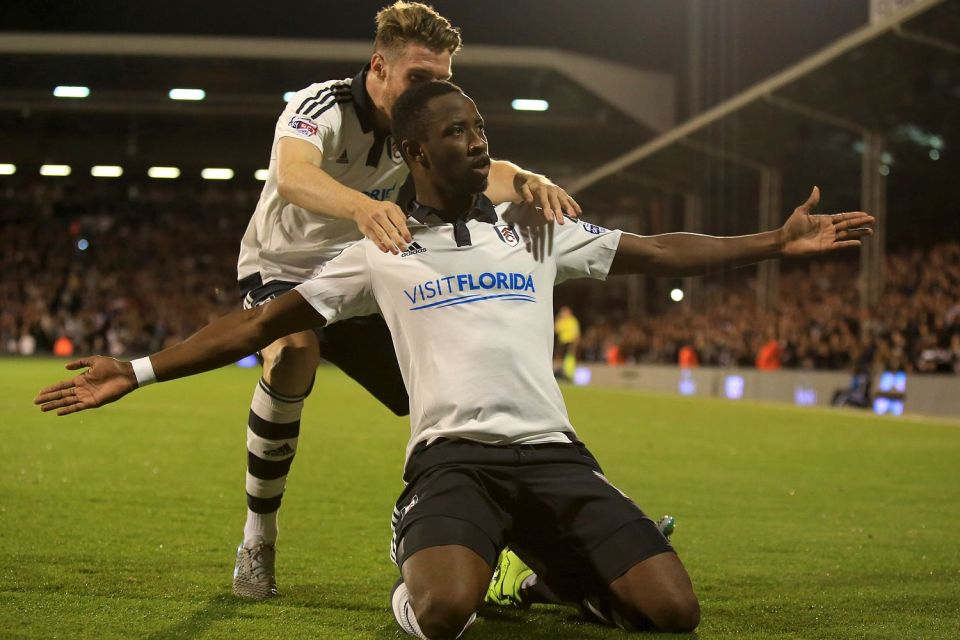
top-left (494, 225), bottom-right (519, 247)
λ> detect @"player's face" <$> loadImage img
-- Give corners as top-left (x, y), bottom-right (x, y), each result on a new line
top-left (380, 43), bottom-right (452, 115)
top-left (419, 92), bottom-right (490, 194)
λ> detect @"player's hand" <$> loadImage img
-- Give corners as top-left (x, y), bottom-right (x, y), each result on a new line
top-left (34, 356), bottom-right (138, 416)
top-left (780, 187), bottom-right (874, 257)
top-left (503, 201), bottom-right (554, 263)
top-left (353, 198), bottom-right (412, 254)
top-left (517, 173), bottom-right (581, 225)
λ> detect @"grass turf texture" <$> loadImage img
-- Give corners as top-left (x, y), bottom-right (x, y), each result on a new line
top-left (2, 358), bottom-right (959, 639)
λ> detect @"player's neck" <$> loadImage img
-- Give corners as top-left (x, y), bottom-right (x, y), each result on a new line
top-left (414, 184), bottom-right (476, 222)
top-left (365, 73), bottom-right (392, 132)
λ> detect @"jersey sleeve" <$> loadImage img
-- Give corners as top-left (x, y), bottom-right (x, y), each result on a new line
top-left (275, 84), bottom-right (347, 155)
top-left (552, 219), bottom-right (623, 284)
top-left (294, 243), bottom-right (378, 324)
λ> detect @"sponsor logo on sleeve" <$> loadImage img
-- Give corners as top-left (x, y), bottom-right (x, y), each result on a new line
top-left (288, 115), bottom-right (319, 137)
top-left (582, 221), bottom-right (609, 235)
top-left (494, 224), bottom-right (519, 247)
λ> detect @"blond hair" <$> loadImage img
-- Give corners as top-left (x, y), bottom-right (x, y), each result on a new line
top-left (374, 1), bottom-right (462, 58)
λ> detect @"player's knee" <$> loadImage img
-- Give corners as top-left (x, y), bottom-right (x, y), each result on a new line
top-left (412, 587), bottom-right (478, 640)
top-left (612, 583), bottom-right (699, 634)
top-left (643, 591), bottom-right (700, 633)
top-left (265, 342), bottom-right (319, 382)
top-left (271, 341), bottom-right (319, 368)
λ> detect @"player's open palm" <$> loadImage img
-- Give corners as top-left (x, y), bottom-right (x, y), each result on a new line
top-left (34, 356), bottom-right (138, 416)
top-left (781, 186), bottom-right (875, 256)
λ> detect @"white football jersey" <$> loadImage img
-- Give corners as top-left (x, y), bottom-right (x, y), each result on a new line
top-left (295, 197), bottom-right (623, 464)
top-left (238, 67), bottom-right (411, 284)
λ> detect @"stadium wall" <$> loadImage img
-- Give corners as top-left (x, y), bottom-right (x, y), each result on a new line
top-left (583, 364), bottom-right (960, 420)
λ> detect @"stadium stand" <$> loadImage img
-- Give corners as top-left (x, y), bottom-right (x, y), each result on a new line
top-left (2, 184), bottom-right (957, 375)
top-left (574, 243), bottom-right (960, 374)
top-left (1, 0), bottom-right (957, 386)
top-left (0, 181), bottom-right (249, 357)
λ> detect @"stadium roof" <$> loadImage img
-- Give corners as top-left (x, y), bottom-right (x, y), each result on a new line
top-left (567, 0), bottom-right (960, 246)
top-left (0, 34), bottom-right (673, 180)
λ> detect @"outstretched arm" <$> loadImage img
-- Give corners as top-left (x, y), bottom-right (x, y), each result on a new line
top-left (34, 291), bottom-right (324, 416)
top-left (609, 187), bottom-right (874, 276)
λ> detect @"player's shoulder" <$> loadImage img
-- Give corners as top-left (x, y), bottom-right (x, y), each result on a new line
top-left (493, 202), bottom-right (514, 219)
top-left (405, 217), bottom-right (431, 234)
top-left (496, 203), bottom-right (618, 255)
top-left (495, 202), bottom-right (603, 231)
top-left (311, 239), bottom-right (373, 278)
top-left (557, 215), bottom-right (611, 236)
top-left (353, 222), bottom-right (431, 263)
top-left (284, 77), bottom-right (354, 123)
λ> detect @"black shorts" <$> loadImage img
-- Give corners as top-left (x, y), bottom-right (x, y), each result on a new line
top-left (239, 274), bottom-right (409, 416)
top-left (390, 438), bottom-right (674, 600)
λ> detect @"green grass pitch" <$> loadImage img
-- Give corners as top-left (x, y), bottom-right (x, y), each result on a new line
top-left (2, 358), bottom-right (959, 639)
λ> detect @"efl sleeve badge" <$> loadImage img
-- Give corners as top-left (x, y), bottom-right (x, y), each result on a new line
top-left (288, 115), bottom-right (319, 137)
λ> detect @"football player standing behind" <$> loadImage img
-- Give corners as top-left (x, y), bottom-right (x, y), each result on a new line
top-left (233, 1), bottom-right (582, 599)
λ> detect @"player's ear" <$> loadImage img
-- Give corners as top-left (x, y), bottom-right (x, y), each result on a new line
top-left (402, 140), bottom-right (426, 167)
top-left (371, 52), bottom-right (388, 81)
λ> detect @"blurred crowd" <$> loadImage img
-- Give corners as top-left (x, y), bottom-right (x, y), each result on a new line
top-left (2, 183), bottom-right (958, 374)
top-left (577, 244), bottom-right (960, 374)
top-left (1, 182), bottom-right (250, 358)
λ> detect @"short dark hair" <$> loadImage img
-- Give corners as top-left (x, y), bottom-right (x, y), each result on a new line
top-left (391, 80), bottom-right (464, 154)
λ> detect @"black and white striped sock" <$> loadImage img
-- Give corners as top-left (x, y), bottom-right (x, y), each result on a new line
top-left (243, 378), bottom-right (305, 546)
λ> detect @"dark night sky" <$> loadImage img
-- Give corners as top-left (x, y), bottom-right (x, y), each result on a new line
top-left (3, 0), bottom-right (869, 109)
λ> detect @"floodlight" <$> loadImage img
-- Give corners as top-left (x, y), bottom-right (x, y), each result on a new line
top-left (91, 165), bottom-right (123, 178)
top-left (201, 168), bottom-right (234, 180)
top-left (148, 166), bottom-right (180, 179)
top-left (511, 99), bottom-right (549, 112)
top-left (169, 88), bottom-right (206, 101)
top-left (40, 164), bottom-right (71, 176)
top-left (54, 86), bottom-right (90, 98)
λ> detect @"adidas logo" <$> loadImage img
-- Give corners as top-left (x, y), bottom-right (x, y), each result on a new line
top-left (336, 149), bottom-right (349, 164)
top-left (263, 443), bottom-right (295, 458)
top-left (400, 242), bottom-right (427, 257)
